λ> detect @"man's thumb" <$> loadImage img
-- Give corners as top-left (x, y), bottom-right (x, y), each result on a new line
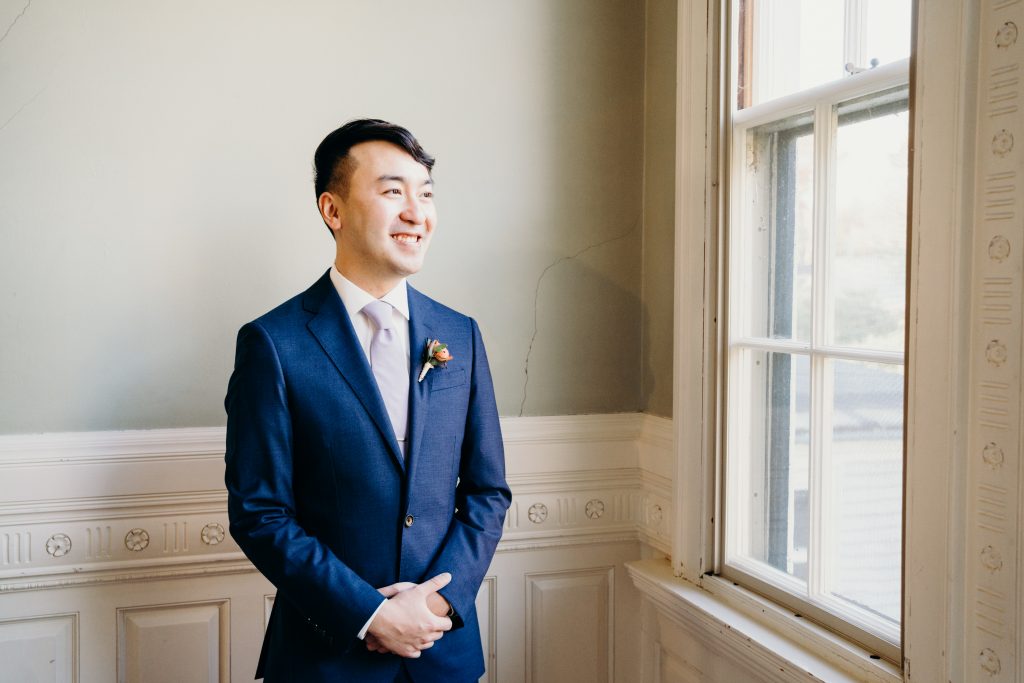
top-left (417, 572), bottom-right (452, 593)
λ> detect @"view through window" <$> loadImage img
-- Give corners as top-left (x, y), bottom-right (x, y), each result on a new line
top-left (723, 0), bottom-right (911, 659)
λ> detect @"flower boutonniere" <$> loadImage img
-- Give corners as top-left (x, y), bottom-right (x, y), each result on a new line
top-left (418, 339), bottom-right (453, 382)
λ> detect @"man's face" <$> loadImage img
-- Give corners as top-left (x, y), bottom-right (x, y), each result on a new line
top-left (327, 140), bottom-right (436, 293)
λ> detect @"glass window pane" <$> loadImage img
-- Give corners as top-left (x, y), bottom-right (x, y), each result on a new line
top-left (832, 92), bottom-right (909, 351)
top-left (730, 350), bottom-right (810, 583)
top-left (737, 0), bottom-right (912, 109)
top-left (863, 0), bottom-right (912, 69)
top-left (741, 116), bottom-right (813, 342)
top-left (741, 0), bottom-right (845, 107)
top-left (826, 359), bottom-right (903, 623)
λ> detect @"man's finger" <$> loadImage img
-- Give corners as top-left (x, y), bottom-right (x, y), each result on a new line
top-left (365, 634), bottom-right (388, 653)
top-left (377, 581), bottom-right (417, 598)
top-left (414, 572), bottom-right (452, 595)
top-left (422, 615), bottom-right (453, 633)
top-left (366, 634), bottom-right (385, 655)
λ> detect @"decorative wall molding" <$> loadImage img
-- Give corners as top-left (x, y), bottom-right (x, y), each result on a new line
top-left (0, 415), bottom-right (674, 593)
top-left (0, 427), bottom-right (227, 466)
top-left (0, 414), bottom-right (645, 467)
top-left (965, 3), bottom-right (1024, 682)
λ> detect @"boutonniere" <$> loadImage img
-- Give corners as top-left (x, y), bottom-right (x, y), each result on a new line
top-left (418, 339), bottom-right (453, 382)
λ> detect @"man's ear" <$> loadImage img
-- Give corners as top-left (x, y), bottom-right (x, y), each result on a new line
top-left (318, 191), bottom-right (343, 236)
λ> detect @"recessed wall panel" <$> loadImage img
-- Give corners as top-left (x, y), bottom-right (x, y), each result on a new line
top-left (0, 613), bottom-right (77, 683)
top-left (117, 600), bottom-right (228, 683)
top-left (659, 646), bottom-right (702, 683)
top-left (526, 567), bottom-right (613, 683)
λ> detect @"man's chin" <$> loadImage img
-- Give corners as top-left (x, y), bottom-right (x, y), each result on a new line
top-left (392, 256), bottom-right (427, 278)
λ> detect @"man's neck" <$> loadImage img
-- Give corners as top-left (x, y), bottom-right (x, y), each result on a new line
top-left (333, 259), bottom-right (400, 299)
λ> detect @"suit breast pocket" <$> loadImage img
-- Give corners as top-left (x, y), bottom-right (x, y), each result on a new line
top-left (429, 367), bottom-right (466, 392)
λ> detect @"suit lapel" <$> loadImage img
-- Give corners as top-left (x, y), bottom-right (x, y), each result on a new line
top-left (406, 286), bottom-right (434, 481)
top-left (304, 272), bottom-right (404, 472)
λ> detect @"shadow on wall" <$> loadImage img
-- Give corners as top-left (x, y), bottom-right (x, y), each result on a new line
top-left (519, 234), bottom-right (642, 416)
top-left (510, 0), bottom-right (645, 417)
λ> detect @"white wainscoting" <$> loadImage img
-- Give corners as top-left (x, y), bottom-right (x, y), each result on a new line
top-left (0, 414), bottom-right (672, 683)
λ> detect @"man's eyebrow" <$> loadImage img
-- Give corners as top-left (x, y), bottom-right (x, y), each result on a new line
top-left (376, 174), bottom-right (433, 186)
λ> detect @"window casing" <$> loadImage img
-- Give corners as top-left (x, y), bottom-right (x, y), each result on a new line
top-left (721, 0), bottom-right (911, 662)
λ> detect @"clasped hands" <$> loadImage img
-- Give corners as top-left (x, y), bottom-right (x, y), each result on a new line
top-left (365, 572), bottom-right (453, 658)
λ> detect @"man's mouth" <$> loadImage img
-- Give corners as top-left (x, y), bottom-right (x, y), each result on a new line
top-left (391, 233), bottom-right (422, 244)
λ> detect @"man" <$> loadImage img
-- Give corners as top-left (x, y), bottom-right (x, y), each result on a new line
top-left (225, 119), bottom-right (511, 682)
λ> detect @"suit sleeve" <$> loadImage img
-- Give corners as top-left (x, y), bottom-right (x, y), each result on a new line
top-left (224, 321), bottom-right (384, 641)
top-left (428, 318), bottom-right (512, 625)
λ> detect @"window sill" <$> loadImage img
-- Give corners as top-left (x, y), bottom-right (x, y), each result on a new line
top-left (626, 558), bottom-right (901, 683)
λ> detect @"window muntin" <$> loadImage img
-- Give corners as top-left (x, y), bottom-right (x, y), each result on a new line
top-left (724, 0), bottom-right (910, 659)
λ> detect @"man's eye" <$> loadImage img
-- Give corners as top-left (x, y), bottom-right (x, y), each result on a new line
top-left (421, 192), bottom-right (433, 199)
top-left (384, 188), bottom-right (402, 195)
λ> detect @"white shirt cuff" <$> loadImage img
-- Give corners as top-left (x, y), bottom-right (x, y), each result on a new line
top-left (357, 599), bottom-right (387, 640)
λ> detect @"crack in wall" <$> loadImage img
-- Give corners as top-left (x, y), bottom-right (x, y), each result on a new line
top-left (518, 216), bottom-right (641, 416)
top-left (0, 0), bottom-right (32, 46)
top-left (0, 84), bottom-right (47, 133)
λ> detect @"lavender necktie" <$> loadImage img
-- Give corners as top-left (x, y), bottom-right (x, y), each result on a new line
top-left (361, 299), bottom-right (409, 453)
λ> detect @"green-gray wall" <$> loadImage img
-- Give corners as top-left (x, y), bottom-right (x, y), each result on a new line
top-left (641, 0), bottom-right (677, 418)
top-left (0, 1), bottom-right (675, 433)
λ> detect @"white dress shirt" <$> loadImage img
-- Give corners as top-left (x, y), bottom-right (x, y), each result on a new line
top-left (329, 265), bottom-right (412, 639)
top-left (329, 266), bottom-right (411, 376)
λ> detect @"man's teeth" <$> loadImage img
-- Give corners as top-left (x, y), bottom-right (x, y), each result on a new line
top-left (392, 235), bottom-right (420, 243)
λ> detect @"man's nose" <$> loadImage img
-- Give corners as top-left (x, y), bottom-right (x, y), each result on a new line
top-left (400, 197), bottom-right (426, 225)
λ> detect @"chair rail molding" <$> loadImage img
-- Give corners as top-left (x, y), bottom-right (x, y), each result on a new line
top-left (0, 414), bottom-right (673, 593)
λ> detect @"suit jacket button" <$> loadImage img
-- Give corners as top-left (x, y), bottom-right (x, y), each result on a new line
top-left (405, 514), bottom-right (414, 527)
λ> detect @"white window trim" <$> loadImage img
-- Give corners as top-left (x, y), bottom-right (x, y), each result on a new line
top-left (630, 0), bottom-right (975, 681)
top-left (627, 558), bottom-right (902, 683)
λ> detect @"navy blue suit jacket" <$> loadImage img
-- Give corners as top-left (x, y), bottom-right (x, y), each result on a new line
top-left (225, 271), bottom-right (511, 682)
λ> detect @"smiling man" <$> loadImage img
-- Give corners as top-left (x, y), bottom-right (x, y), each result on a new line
top-left (225, 119), bottom-right (511, 682)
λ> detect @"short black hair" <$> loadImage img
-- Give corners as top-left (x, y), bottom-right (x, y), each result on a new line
top-left (313, 118), bottom-right (435, 202)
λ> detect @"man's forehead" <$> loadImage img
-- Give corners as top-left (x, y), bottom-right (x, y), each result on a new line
top-left (350, 141), bottom-right (431, 179)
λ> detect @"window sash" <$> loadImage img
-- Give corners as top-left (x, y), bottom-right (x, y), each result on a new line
top-left (721, 44), bottom-right (910, 659)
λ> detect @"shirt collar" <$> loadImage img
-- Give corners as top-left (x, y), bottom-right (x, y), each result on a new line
top-left (329, 266), bottom-right (410, 321)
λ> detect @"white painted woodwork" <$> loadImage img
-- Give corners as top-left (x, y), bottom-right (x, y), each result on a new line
top-left (657, 648), bottom-right (703, 683)
top-left (671, 0), bottom-right (719, 584)
top-left (655, 615), bottom-right (752, 683)
top-left (0, 415), bottom-right (665, 682)
top-left (901, 0), bottom-right (976, 678)
top-left (475, 576), bottom-right (497, 683)
top-left (117, 601), bottom-right (228, 683)
top-left (963, 3), bottom-right (1024, 681)
top-left (0, 614), bottom-right (77, 683)
top-left (262, 595), bottom-right (274, 630)
top-left (525, 567), bottom-right (613, 683)
top-left (629, 558), bottom-right (899, 683)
